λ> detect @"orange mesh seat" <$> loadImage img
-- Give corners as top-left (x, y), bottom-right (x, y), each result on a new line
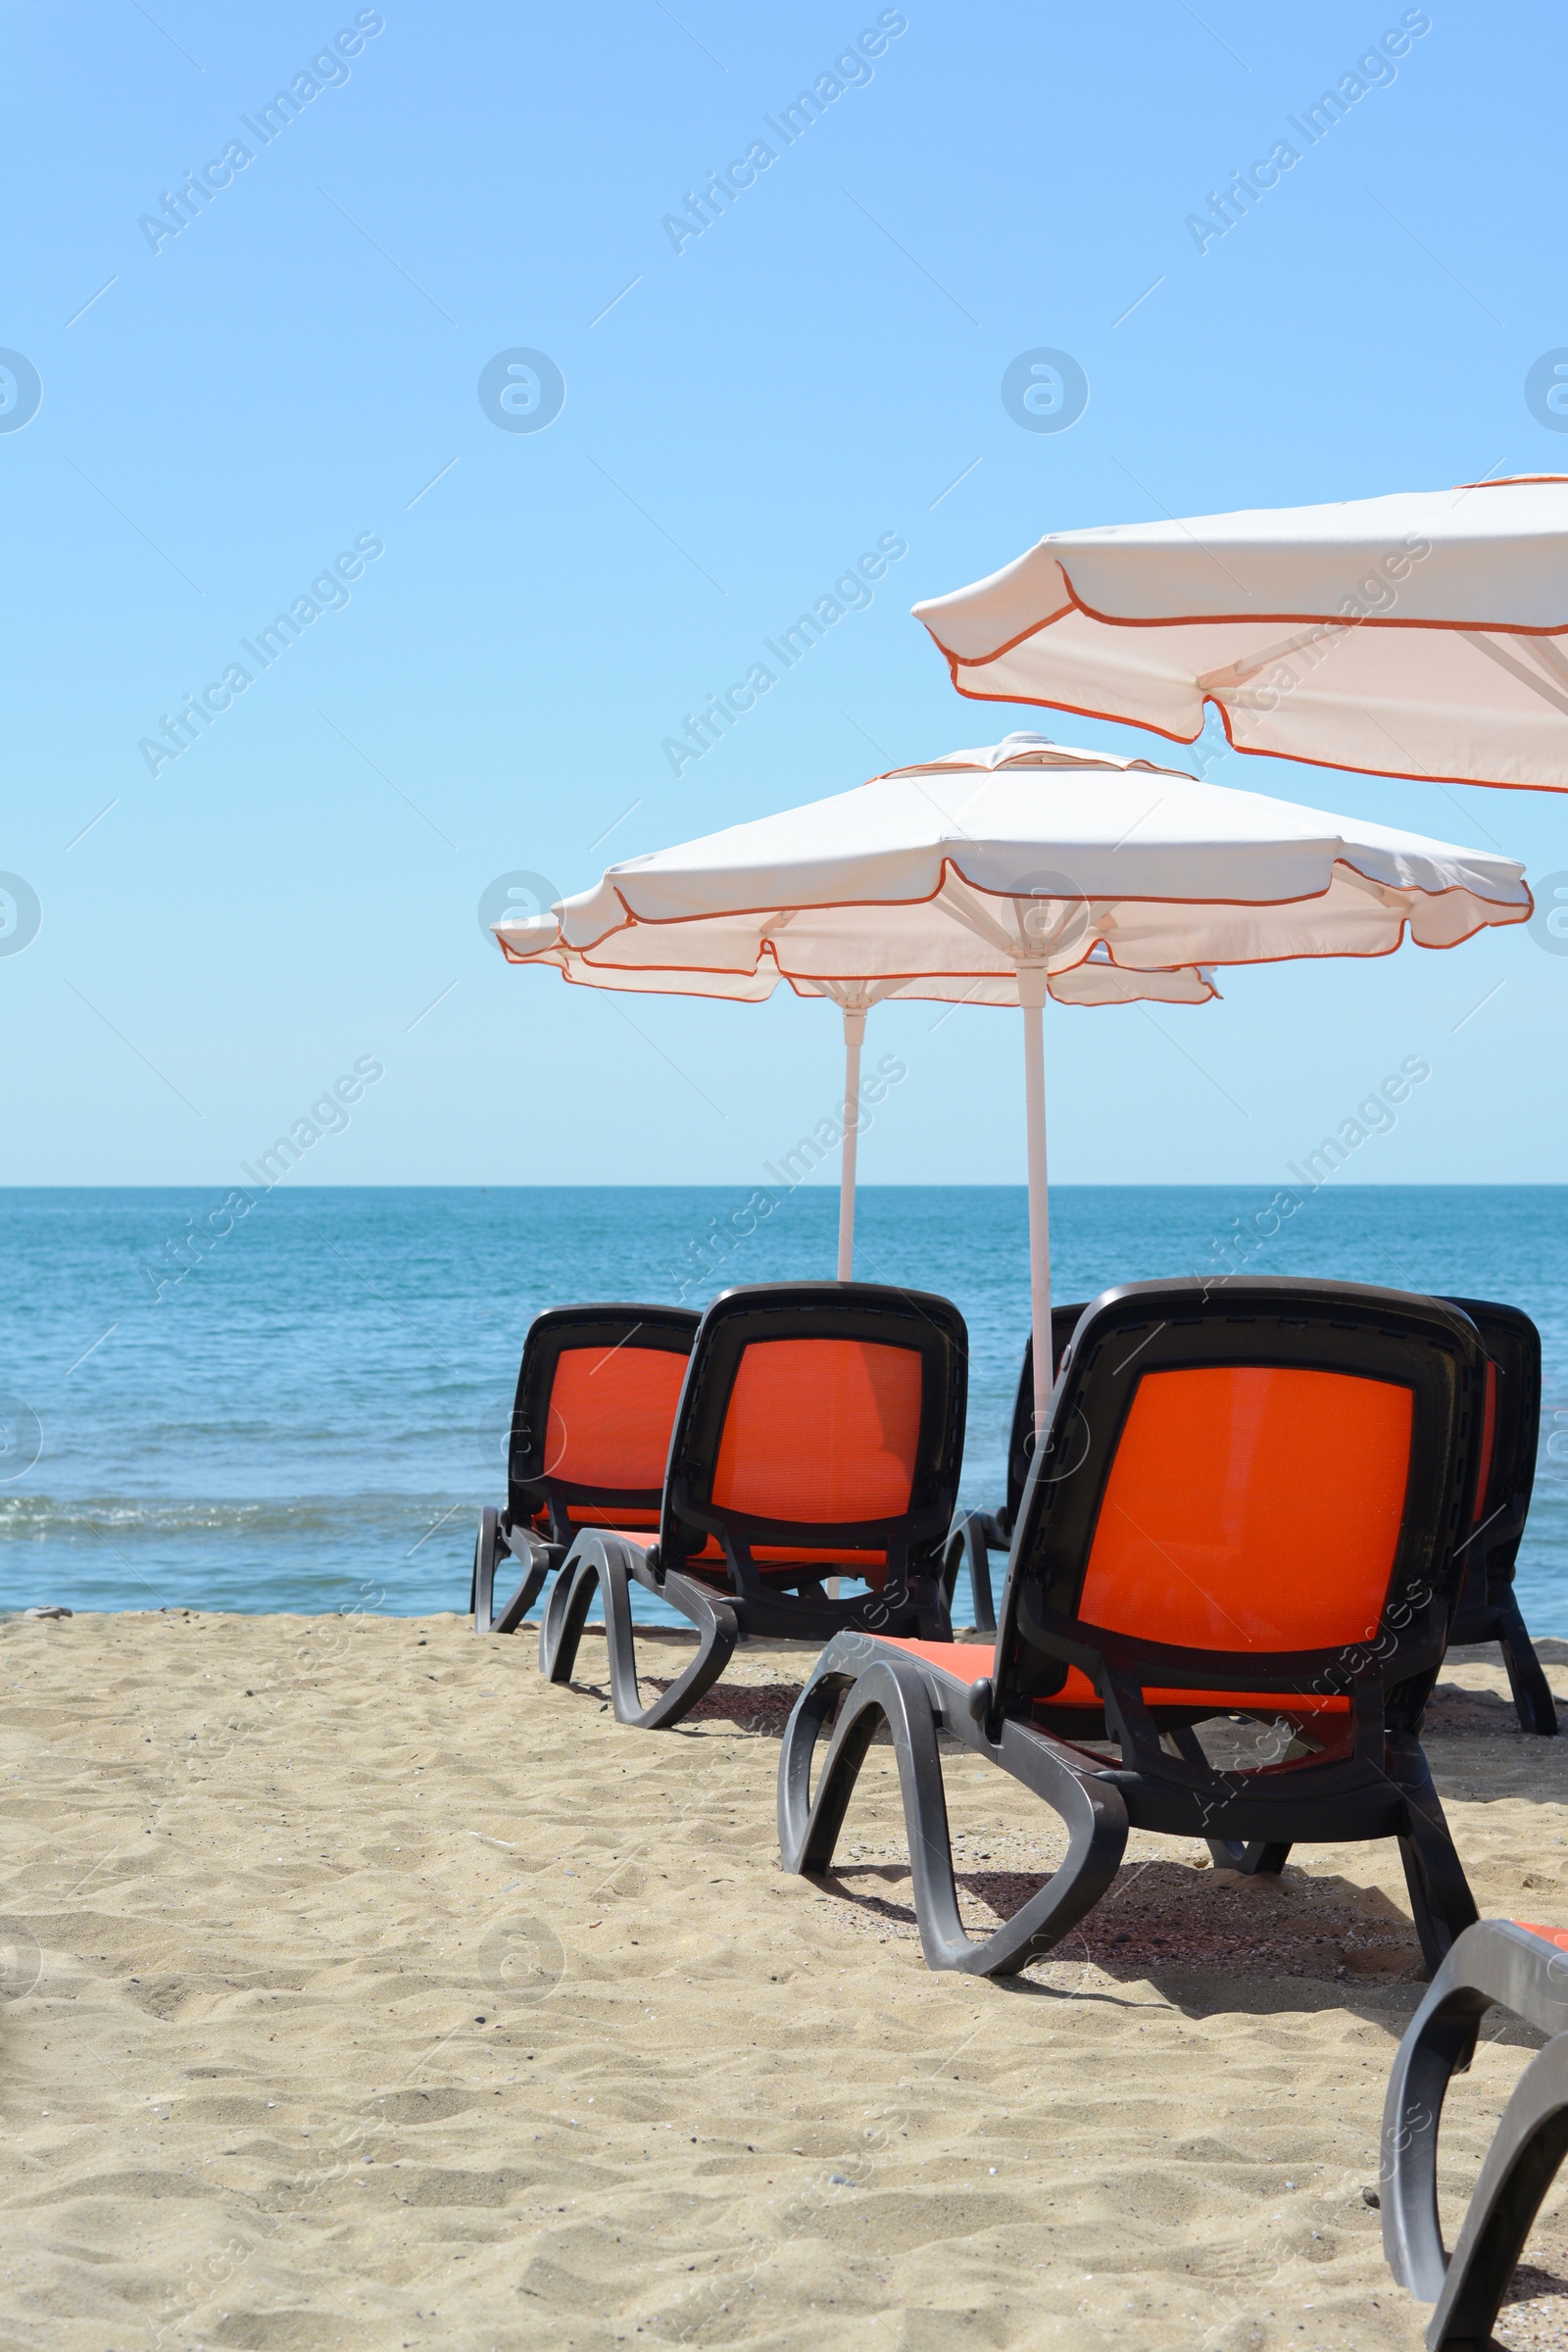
top-left (545, 1346), bottom-right (689, 1493)
top-left (711, 1338), bottom-right (923, 1523)
top-left (525, 1348), bottom-right (688, 1536)
top-left (885, 1638), bottom-right (995, 1683)
top-left (1516, 1921), bottom-right (1568, 1951)
top-left (1078, 1363), bottom-right (1412, 1652)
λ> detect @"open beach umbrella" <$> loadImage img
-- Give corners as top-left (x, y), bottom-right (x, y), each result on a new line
top-left (911, 477), bottom-right (1568, 792)
top-left (495, 733), bottom-right (1531, 1432)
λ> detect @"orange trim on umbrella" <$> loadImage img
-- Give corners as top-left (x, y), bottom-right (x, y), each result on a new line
top-left (500, 896), bottom-right (1528, 992)
top-left (919, 557), bottom-right (1568, 670)
top-left (509, 851), bottom-right (1528, 961)
top-left (521, 960), bottom-right (1219, 1007)
top-left (614, 859), bottom-right (1517, 940)
top-left (528, 917), bottom-right (1517, 984)
top-left (931, 662), bottom-right (1568, 797)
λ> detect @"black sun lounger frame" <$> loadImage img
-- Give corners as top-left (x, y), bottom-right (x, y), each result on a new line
top-left (941, 1303), bottom-right (1086, 1634)
top-left (472, 1302), bottom-right (699, 1635)
top-left (1442, 1295), bottom-right (1555, 1736)
top-left (779, 1276), bottom-right (1489, 1980)
top-left (1382, 1918), bottom-right (1568, 2350)
top-left (540, 1280), bottom-right (967, 1729)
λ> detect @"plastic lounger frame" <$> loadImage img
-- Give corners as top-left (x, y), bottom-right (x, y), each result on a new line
top-left (540, 1529), bottom-right (740, 1730)
top-left (1442, 1296), bottom-right (1555, 1737)
top-left (941, 1303), bottom-right (1086, 1634)
top-left (540, 1281), bottom-right (967, 1729)
top-left (472, 1511), bottom-right (552, 1637)
top-left (472, 1303), bottom-right (699, 1636)
top-left (780, 1276), bottom-right (1490, 1980)
top-left (1382, 1918), bottom-right (1568, 2350)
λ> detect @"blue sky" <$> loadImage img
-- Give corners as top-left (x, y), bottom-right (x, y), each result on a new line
top-left (4, 0), bottom-right (1565, 1186)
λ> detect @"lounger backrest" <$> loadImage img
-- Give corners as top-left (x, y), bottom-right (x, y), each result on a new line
top-left (1004, 1303), bottom-right (1088, 1524)
top-left (507, 1304), bottom-right (700, 1538)
top-left (659, 1282), bottom-right (967, 1583)
top-left (1442, 1296), bottom-right (1541, 1594)
top-left (1000, 1279), bottom-right (1488, 1715)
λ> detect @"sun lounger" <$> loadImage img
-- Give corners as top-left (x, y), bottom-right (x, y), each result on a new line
top-left (471, 1304), bottom-right (699, 1635)
top-left (538, 1280), bottom-right (967, 1728)
top-left (941, 1304), bottom-right (1086, 1634)
top-left (778, 1276), bottom-right (1489, 1978)
top-left (1442, 1296), bottom-right (1555, 1736)
top-left (1381, 1917), bottom-right (1568, 2350)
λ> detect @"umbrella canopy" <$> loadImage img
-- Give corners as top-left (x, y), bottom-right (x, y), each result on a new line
top-left (496, 734), bottom-right (1531, 1429)
top-left (911, 477), bottom-right (1568, 792)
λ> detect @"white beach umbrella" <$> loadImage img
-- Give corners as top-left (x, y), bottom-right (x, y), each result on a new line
top-left (497, 734), bottom-right (1531, 1432)
top-left (912, 477), bottom-right (1568, 792)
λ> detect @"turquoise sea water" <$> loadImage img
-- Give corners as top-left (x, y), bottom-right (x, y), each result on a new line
top-left (1, 1185), bottom-right (1564, 1631)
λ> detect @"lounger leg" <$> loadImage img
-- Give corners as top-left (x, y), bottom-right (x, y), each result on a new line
top-left (598, 1556), bottom-right (738, 1732)
top-left (1391, 1740), bottom-right (1479, 1978)
top-left (778, 1636), bottom-right (1128, 1978)
top-left (470, 1517), bottom-right (484, 1626)
top-left (540, 1540), bottom-right (737, 1730)
top-left (1427, 2039), bottom-right (1568, 2350)
top-left (539, 1545), bottom-right (601, 1685)
top-left (473, 1509), bottom-right (550, 1637)
top-left (1380, 1956), bottom-right (1496, 2301)
top-left (777, 1647), bottom-right (882, 1877)
top-left (1495, 1592), bottom-right (1559, 1738)
top-left (494, 1562), bottom-right (549, 1635)
top-left (1200, 1839), bottom-right (1292, 1875)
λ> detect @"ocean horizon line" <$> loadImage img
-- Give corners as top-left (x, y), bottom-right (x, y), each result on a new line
top-left (3, 1179), bottom-right (1565, 1194)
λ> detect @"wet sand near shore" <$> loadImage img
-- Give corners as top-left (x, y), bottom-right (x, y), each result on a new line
top-left (4, 1610), bottom-right (1568, 2351)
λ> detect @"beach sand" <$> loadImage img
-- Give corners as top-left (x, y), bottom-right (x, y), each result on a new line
top-left (4, 1612), bottom-right (1568, 2352)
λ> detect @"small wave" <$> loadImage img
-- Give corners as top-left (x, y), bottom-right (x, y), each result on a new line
top-left (0, 1494), bottom-right (477, 1544)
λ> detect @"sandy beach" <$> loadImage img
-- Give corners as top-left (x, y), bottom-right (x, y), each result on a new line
top-left (4, 1610), bottom-right (1568, 2352)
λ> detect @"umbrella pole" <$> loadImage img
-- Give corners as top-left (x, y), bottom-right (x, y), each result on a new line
top-left (836, 1007), bottom-right (865, 1280)
top-left (1018, 969), bottom-right (1052, 1436)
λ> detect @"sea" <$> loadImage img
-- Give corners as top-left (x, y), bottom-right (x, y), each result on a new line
top-left (2, 1185), bottom-right (1565, 1634)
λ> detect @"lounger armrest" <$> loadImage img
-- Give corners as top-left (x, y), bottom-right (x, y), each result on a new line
top-left (509, 1523), bottom-right (559, 1562)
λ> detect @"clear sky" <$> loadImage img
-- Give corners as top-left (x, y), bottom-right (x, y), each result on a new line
top-left (4, 0), bottom-right (1565, 1187)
